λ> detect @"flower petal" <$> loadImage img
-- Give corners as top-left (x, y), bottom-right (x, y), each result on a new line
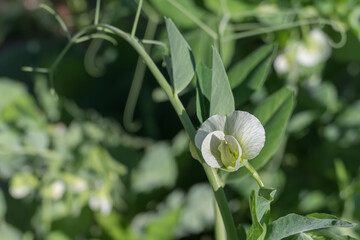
top-left (201, 130), bottom-right (225, 168)
top-left (195, 114), bottom-right (226, 149)
top-left (220, 135), bottom-right (243, 171)
top-left (225, 111), bottom-right (265, 160)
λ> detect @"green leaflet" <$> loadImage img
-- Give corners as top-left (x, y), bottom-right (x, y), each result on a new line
top-left (256, 188), bottom-right (276, 223)
top-left (165, 18), bottom-right (195, 94)
top-left (210, 47), bottom-right (235, 116)
top-left (228, 44), bottom-right (277, 107)
top-left (265, 213), bottom-right (354, 240)
top-left (196, 63), bottom-right (212, 123)
top-left (96, 212), bottom-right (137, 240)
top-left (247, 190), bottom-right (266, 240)
top-left (247, 188), bottom-right (276, 240)
top-left (224, 87), bottom-right (294, 181)
top-left (146, 208), bottom-right (181, 240)
top-left (150, 0), bottom-right (206, 28)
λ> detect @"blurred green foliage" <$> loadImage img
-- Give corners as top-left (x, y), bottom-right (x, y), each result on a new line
top-left (0, 0), bottom-right (360, 239)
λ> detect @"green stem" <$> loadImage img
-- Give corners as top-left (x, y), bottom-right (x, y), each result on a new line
top-left (167, 0), bottom-right (218, 39)
top-left (39, 4), bottom-right (71, 41)
top-left (131, 0), bottom-right (143, 38)
top-left (94, 23), bottom-right (238, 240)
top-left (141, 39), bottom-right (168, 54)
top-left (124, 19), bottom-right (158, 132)
top-left (243, 159), bottom-right (264, 188)
top-left (215, 198), bottom-right (227, 240)
top-left (94, 0), bottom-right (101, 25)
top-left (223, 19), bottom-right (340, 43)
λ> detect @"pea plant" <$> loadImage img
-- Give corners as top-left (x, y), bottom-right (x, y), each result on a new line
top-left (20, 0), bottom-right (356, 239)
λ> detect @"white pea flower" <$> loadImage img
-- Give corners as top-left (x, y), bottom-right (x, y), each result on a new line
top-left (195, 111), bottom-right (265, 171)
top-left (9, 173), bottom-right (38, 199)
top-left (274, 54), bottom-right (290, 74)
top-left (64, 174), bottom-right (88, 194)
top-left (50, 180), bottom-right (66, 200)
top-left (296, 28), bottom-right (331, 67)
top-left (89, 194), bottom-right (112, 215)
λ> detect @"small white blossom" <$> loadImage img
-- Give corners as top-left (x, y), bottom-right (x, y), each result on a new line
top-left (70, 178), bottom-right (88, 194)
top-left (9, 173), bottom-right (38, 199)
top-left (10, 185), bottom-right (32, 199)
top-left (89, 194), bottom-right (112, 215)
top-left (296, 29), bottom-right (331, 67)
top-left (50, 180), bottom-right (66, 200)
top-left (274, 54), bottom-right (290, 74)
top-left (195, 111), bottom-right (265, 171)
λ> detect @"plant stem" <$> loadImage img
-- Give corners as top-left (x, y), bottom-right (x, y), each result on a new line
top-left (223, 18), bottom-right (343, 44)
top-left (94, 23), bottom-right (238, 240)
top-left (124, 19), bottom-right (158, 132)
top-left (243, 159), bottom-right (264, 188)
top-left (39, 4), bottom-right (71, 41)
top-left (215, 198), bottom-right (227, 240)
top-left (167, 0), bottom-right (218, 39)
top-left (131, 0), bottom-right (143, 38)
top-left (94, 0), bottom-right (101, 25)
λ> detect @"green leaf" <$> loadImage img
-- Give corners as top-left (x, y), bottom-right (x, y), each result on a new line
top-left (0, 78), bottom-right (27, 112)
top-left (146, 208), bottom-right (181, 240)
top-left (287, 233), bottom-right (314, 240)
top-left (46, 231), bottom-right (72, 240)
top-left (131, 143), bottom-right (177, 193)
top-left (248, 190), bottom-right (266, 240)
top-left (196, 63), bottom-right (212, 123)
top-left (165, 18), bottom-right (195, 94)
top-left (228, 44), bottom-right (277, 106)
top-left (229, 44), bottom-right (273, 89)
top-left (265, 213), bottom-right (354, 240)
top-left (237, 225), bottom-right (247, 240)
top-left (224, 87), bottom-right (294, 181)
top-left (0, 223), bottom-right (22, 240)
top-left (210, 47), bottom-right (235, 116)
top-left (96, 212), bottom-right (137, 240)
top-left (257, 188), bottom-right (276, 222)
top-left (177, 184), bottom-right (215, 235)
top-left (310, 229), bottom-right (357, 240)
top-left (150, 0), bottom-right (207, 28)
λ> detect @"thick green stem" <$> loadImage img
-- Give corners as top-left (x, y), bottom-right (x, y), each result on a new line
top-left (215, 198), bottom-right (227, 240)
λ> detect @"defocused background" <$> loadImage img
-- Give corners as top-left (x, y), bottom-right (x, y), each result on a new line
top-left (0, 0), bottom-right (360, 239)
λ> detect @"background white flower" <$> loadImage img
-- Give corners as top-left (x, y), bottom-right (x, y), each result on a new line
top-left (89, 194), bottom-right (112, 215)
top-left (296, 28), bottom-right (331, 67)
top-left (195, 111), bottom-right (265, 171)
top-left (9, 173), bottom-right (38, 199)
top-left (50, 180), bottom-right (66, 200)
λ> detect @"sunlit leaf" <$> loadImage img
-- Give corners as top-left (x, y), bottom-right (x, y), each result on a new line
top-left (196, 63), bottom-right (212, 123)
top-left (165, 18), bottom-right (195, 94)
top-left (228, 44), bottom-right (277, 107)
top-left (247, 190), bottom-right (266, 240)
top-left (210, 47), bottom-right (234, 116)
top-left (265, 213), bottom-right (354, 240)
top-left (132, 143), bottom-right (177, 193)
top-left (146, 208), bottom-right (181, 240)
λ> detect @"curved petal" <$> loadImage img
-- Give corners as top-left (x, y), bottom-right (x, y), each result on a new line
top-left (225, 111), bottom-right (265, 160)
top-left (201, 130), bottom-right (225, 168)
top-left (222, 135), bottom-right (242, 171)
top-left (195, 114), bottom-right (226, 149)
